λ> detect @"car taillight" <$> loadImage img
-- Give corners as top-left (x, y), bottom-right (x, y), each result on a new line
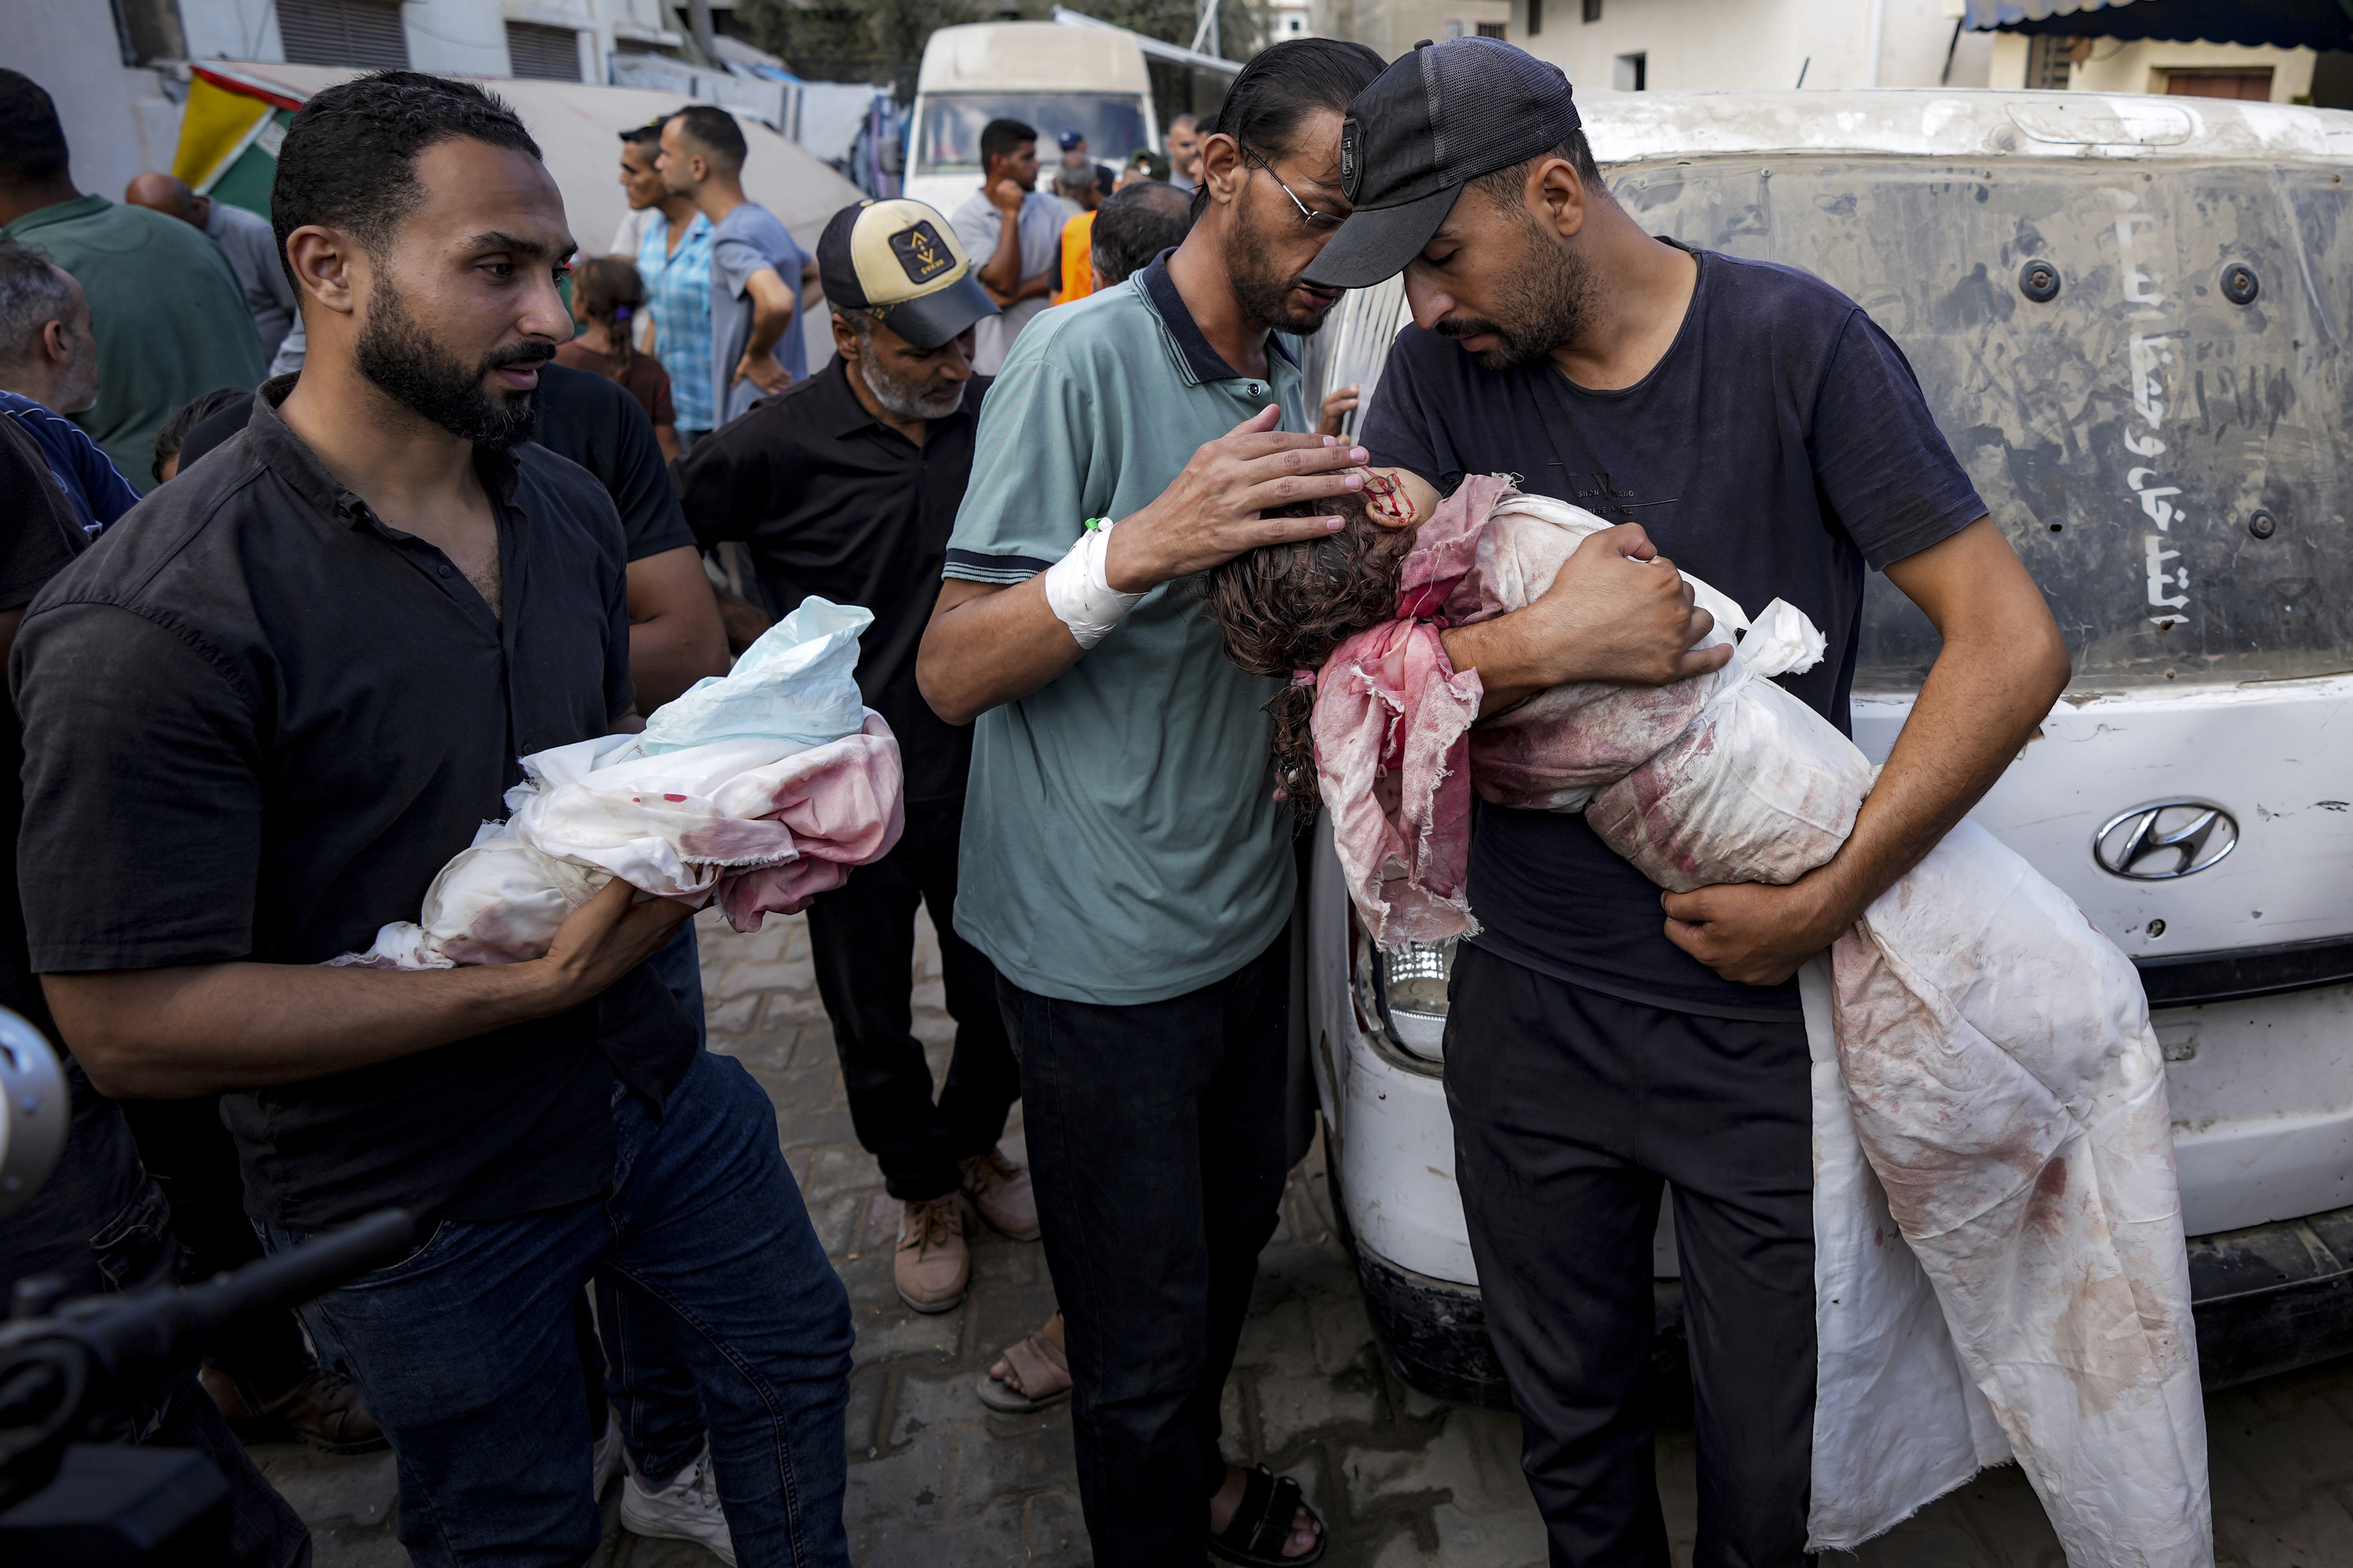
top-left (1372, 938), bottom-right (1455, 1062)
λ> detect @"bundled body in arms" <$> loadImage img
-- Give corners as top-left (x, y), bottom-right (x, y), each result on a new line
top-left (1205, 475), bottom-right (2209, 1566)
top-left (335, 597), bottom-right (904, 970)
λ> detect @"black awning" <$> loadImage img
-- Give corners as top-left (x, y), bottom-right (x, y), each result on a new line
top-left (1965, 0), bottom-right (2353, 51)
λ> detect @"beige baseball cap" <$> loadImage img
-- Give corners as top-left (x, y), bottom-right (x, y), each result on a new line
top-left (816, 198), bottom-right (1000, 352)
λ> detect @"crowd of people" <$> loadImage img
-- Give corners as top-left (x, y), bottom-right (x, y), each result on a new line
top-left (0, 25), bottom-right (2077, 1568)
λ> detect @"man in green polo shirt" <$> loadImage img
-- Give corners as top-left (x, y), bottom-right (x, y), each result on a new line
top-left (0, 71), bottom-right (265, 486)
top-left (918, 37), bottom-right (1726, 1568)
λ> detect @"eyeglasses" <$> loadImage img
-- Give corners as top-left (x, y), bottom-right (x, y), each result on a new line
top-left (1243, 146), bottom-right (1347, 231)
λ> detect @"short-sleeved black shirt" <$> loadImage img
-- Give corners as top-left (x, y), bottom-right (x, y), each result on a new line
top-left (177, 365), bottom-right (698, 565)
top-left (676, 358), bottom-right (992, 807)
top-left (1363, 245), bottom-right (1986, 1021)
top-left (11, 391), bottom-right (695, 1228)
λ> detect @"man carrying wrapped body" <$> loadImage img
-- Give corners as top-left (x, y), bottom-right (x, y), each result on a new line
top-left (1216, 33), bottom-right (2215, 1567)
top-left (1207, 476), bottom-right (2207, 1563)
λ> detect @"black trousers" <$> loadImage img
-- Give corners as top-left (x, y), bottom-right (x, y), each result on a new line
top-left (1445, 943), bottom-right (1816, 1568)
top-left (998, 934), bottom-right (1291, 1568)
top-left (806, 800), bottom-right (1019, 1202)
top-left (0, 1065), bottom-right (311, 1567)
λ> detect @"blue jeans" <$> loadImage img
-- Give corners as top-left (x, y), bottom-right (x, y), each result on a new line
top-left (264, 1047), bottom-right (852, 1567)
top-left (597, 921), bottom-right (718, 1481)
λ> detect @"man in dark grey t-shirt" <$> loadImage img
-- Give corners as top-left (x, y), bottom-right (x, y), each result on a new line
top-left (1305, 39), bottom-right (2072, 1564)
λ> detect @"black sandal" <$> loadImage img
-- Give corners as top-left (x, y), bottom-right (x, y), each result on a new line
top-left (1207, 1463), bottom-right (1327, 1566)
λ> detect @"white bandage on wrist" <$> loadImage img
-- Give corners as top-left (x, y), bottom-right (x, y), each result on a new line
top-left (1042, 522), bottom-right (1146, 650)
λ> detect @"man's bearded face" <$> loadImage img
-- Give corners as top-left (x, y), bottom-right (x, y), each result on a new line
top-left (859, 337), bottom-right (969, 422)
top-left (1434, 197), bottom-right (1599, 372)
top-left (355, 273), bottom-right (552, 449)
top-left (1223, 187), bottom-right (1341, 339)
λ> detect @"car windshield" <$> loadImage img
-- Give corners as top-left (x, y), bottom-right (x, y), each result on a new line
top-left (1605, 157), bottom-right (2353, 689)
top-left (917, 93), bottom-right (1149, 178)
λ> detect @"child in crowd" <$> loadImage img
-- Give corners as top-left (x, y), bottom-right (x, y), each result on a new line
top-left (558, 256), bottom-right (682, 460)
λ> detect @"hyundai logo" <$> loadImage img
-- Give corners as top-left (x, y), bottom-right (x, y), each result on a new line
top-left (2093, 800), bottom-right (2239, 880)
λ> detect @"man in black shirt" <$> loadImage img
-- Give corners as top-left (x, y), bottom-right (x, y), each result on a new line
top-left (1304, 40), bottom-right (2071, 1563)
top-left (13, 73), bottom-right (851, 1566)
top-left (0, 413), bottom-right (314, 1568)
top-left (678, 198), bottom-right (1030, 1318)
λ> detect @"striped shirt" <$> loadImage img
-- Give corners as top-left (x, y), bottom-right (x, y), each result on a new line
top-left (637, 211), bottom-right (716, 431)
top-left (0, 390), bottom-right (139, 534)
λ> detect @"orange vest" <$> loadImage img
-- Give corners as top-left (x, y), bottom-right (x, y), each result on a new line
top-left (1057, 210), bottom-right (1097, 303)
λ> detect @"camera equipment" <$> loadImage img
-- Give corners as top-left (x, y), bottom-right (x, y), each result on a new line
top-left (0, 1010), bottom-right (67, 1225)
top-left (0, 1208), bottom-right (414, 1563)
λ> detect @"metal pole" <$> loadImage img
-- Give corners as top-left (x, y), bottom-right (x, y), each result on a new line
top-left (687, 0), bottom-right (716, 61)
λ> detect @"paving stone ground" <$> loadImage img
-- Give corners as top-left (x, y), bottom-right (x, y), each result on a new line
top-left (271, 907), bottom-right (2353, 1566)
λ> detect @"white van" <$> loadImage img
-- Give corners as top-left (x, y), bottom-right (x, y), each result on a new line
top-left (903, 21), bottom-right (1158, 219)
top-left (1301, 87), bottom-right (2353, 1404)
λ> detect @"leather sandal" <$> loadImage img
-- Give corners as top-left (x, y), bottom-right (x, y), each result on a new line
top-left (976, 1327), bottom-right (1072, 1414)
top-left (1208, 1463), bottom-right (1326, 1566)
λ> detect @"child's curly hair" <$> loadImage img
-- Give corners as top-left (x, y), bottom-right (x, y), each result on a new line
top-left (1200, 491), bottom-right (1416, 831)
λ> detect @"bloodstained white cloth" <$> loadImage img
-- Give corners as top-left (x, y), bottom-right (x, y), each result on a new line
top-left (1313, 479), bottom-right (2210, 1566)
top-left (335, 599), bottom-right (905, 970)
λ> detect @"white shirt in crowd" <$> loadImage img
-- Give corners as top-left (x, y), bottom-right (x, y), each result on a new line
top-left (949, 185), bottom-right (1067, 375)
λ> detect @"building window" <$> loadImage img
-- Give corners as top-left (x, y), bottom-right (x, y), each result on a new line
top-left (1614, 51), bottom-right (1645, 91)
top-left (2164, 69), bottom-right (2274, 100)
top-left (1583, 0), bottom-right (1602, 21)
top-left (277, 0), bottom-right (407, 69)
top-left (506, 21), bottom-right (584, 81)
top-left (2024, 34), bottom-right (2075, 91)
top-left (1478, 20), bottom-right (1507, 38)
top-left (1527, 0), bottom-right (1541, 37)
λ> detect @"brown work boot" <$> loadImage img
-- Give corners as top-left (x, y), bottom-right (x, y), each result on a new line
top-left (200, 1363), bottom-right (388, 1455)
top-left (962, 1148), bottom-right (1041, 1241)
top-left (895, 1194), bottom-right (969, 1314)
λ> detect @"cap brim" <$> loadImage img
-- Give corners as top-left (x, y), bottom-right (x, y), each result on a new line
top-left (873, 273), bottom-right (1000, 352)
top-left (1301, 184), bottom-right (1463, 290)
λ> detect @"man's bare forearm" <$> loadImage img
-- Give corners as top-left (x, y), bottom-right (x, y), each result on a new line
top-left (626, 546), bottom-right (730, 709)
top-left (1799, 607), bottom-right (2067, 928)
top-left (979, 211), bottom-right (1023, 294)
top-left (748, 296), bottom-right (792, 358)
top-left (1440, 617), bottom-right (1550, 717)
top-left (918, 578), bottom-right (1080, 725)
top-left (47, 960), bottom-right (572, 1099)
top-left (49, 879), bottom-right (692, 1098)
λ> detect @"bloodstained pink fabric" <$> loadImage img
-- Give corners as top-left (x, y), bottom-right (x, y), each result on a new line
top-left (713, 713), bottom-right (905, 928)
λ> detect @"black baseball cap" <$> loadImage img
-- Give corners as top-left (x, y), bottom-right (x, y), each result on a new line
top-left (1303, 36), bottom-right (1582, 290)
top-left (817, 198), bottom-right (998, 352)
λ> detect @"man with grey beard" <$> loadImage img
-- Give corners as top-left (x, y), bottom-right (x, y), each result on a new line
top-left (676, 198), bottom-right (1041, 1319)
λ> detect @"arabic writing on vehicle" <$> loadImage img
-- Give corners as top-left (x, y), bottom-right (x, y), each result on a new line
top-left (2111, 189), bottom-right (2188, 628)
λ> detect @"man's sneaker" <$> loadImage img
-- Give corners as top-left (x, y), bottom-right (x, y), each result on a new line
top-left (895, 1194), bottom-right (970, 1313)
top-left (962, 1149), bottom-right (1041, 1241)
top-left (620, 1444), bottom-right (737, 1566)
top-left (591, 1410), bottom-right (622, 1501)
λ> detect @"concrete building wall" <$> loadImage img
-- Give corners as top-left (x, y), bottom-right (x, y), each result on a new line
top-left (180, 0), bottom-right (286, 61)
top-left (2074, 39), bottom-right (2313, 103)
top-left (1497, 0), bottom-right (1991, 94)
top-left (1986, 33), bottom-right (2313, 103)
top-left (1312, 0), bottom-right (1512, 64)
top-left (1, 0), bottom-right (175, 195)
